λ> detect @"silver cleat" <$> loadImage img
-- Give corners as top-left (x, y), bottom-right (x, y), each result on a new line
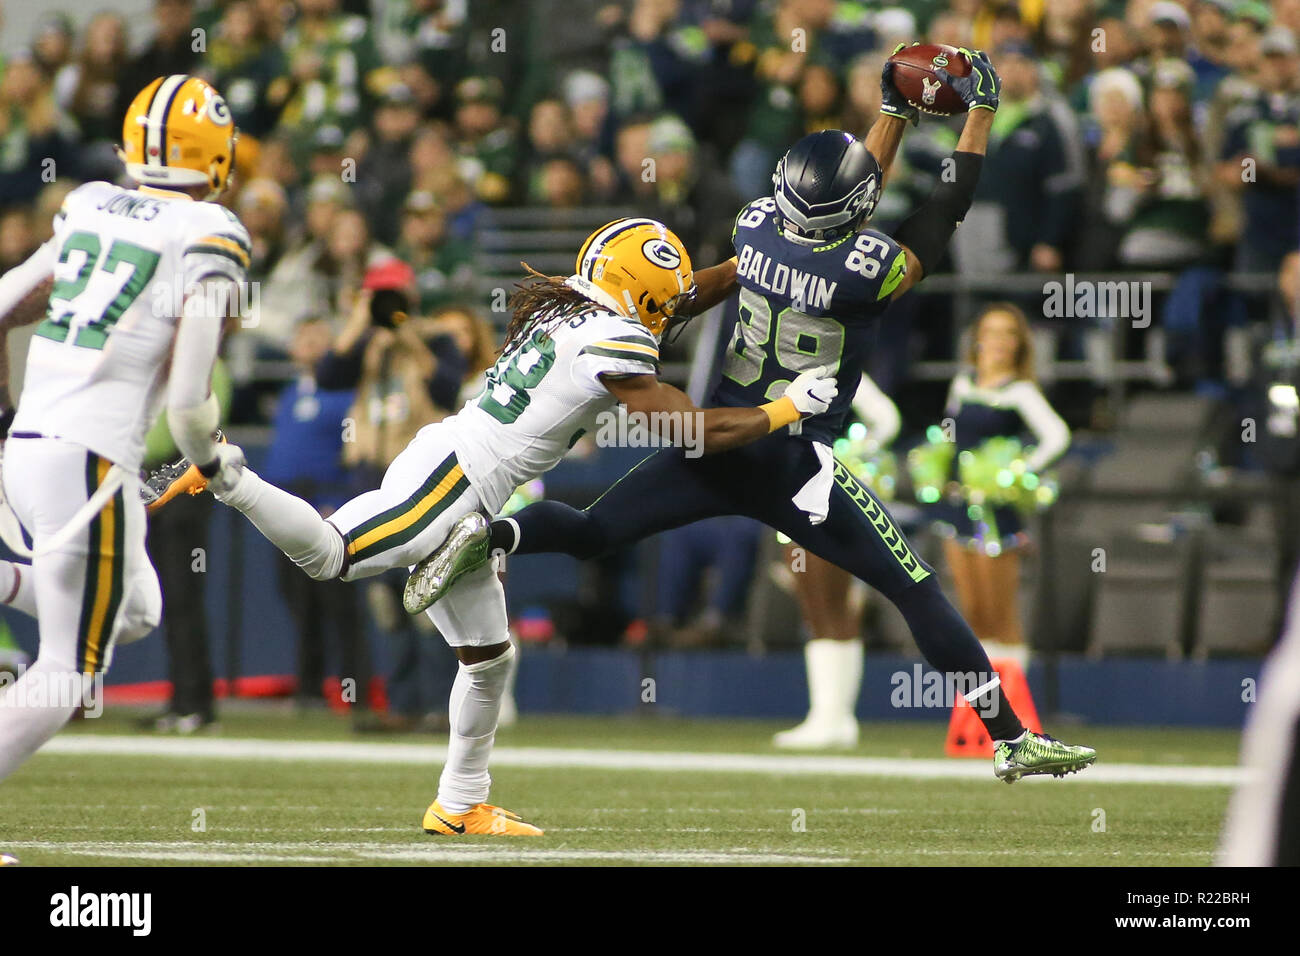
top-left (403, 512), bottom-right (492, 615)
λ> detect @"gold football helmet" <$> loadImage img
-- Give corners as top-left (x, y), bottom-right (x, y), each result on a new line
top-left (118, 75), bottom-right (237, 199)
top-left (567, 218), bottom-right (695, 337)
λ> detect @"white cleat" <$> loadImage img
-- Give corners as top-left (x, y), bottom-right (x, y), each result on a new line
top-left (772, 716), bottom-right (859, 750)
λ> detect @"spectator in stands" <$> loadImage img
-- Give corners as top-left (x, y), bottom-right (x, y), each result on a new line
top-left (236, 178), bottom-right (291, 282)
top-left (518, 98), bottom-right (577, 202)
top-left (355, 83), bottom-right (422, 246)
top-left (139, 360), bottom-right (234, 734)
top-left (932, 303), bottom-right (1071, 663)
top-left (395, 190), bottom-right (474, 314)
top-left (259, 184), bottom-right (390, 349)
top-left (278, 0), bottom-right (381, 151)
top-left (204, 0), bottom-right (289, 139)
top-left (428, 304), bottom-right (497, 406)
top-left (52, 12), bottom-right (129, 181)
top-left (651, 517), bottom-right (763, 649)
top-left (1217, 27), bottom-right (1300, 274)
top-left (31, 180), bottom-right (77, 243)
top-left (262, 316), bottom-right (371, 724)
top-left (955, 39), bottom-right (1083, 276)
top-left (1079, 67), bottom-right (1144, 270)
top-left (1107, 59), bottom-right (1209, 269)
top-left (452, 76), bottom-right (518, 204)
top-left (31, 14), bottom-right (74, 78)
top-left (114, 0), bottom-right (201, 124)
top-left (0, 54), bottom-right (77, 211)
top-left (563, 70), bottom-right (618, 198)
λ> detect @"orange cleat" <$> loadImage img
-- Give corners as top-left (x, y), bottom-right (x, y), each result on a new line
top-left (140, 431), bottom-right (225, 513)
top-left (422, 800), bottom-right (544, 836)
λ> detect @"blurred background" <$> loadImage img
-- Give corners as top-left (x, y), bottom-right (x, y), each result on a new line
top-left (0, 0), bottom-right (1293, 735)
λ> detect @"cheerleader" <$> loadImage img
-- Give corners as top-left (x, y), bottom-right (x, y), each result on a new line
top-left (936, 303), bottom-right (1070, 662)
top-left (774, 374), bottom-right (901, 750)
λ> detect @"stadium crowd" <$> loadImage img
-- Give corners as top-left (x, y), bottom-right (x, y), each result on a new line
top-left (2, 0), bottom-right (1299, 728)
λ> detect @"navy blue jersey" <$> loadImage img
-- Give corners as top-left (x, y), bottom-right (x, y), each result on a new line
top-left (712, 197), bottom-right (908, 444)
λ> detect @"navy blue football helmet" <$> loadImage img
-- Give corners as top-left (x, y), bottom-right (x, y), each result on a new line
top-left (772, 130), bottom-right (882, 242)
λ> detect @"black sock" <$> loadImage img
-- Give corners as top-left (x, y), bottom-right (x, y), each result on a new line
top-left (891, 578), bottom-right (1025, 741)
top-left (489, 519), bottom-right (517, 555)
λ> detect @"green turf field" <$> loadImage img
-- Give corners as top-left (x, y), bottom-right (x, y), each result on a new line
top-left (0, 709), bottom-right (1240, 866)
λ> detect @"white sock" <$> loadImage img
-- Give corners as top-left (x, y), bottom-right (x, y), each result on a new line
top-left (804, 638), bottom-right (863, 723)
top-left (217, 468), bottom-right (343, 580)
top-left (0, 560), bottom-right (36, 618)
top-left (436, 644), bottom-right (515, 813)
top-left (0, 658), bottom-right (80, 781)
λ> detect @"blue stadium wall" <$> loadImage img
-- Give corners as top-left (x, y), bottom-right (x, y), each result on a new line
top-left (0, 443), bottom-right (1259, 728)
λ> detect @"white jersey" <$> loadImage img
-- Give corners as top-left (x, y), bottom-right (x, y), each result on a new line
top-left (446, 306), bottom-right (661, 512)
top-left (12, 181), bottom-right (250, 471)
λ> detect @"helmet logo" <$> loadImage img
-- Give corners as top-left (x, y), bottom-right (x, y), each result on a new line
top-left (206, 95), bottom-right (232, 126)
top-left (641, 238), bottom-right (681, 269)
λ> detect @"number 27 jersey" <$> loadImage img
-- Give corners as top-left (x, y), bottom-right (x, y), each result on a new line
top-left (713, 197), bottom-right (908, 445)
top-left (13, 181), bottom-right (251, 471)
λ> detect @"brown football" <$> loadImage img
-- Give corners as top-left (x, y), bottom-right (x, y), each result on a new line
top-left (887, 43), bottom-right (971, 116)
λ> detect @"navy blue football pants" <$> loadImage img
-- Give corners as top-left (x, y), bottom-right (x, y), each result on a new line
top-left (504, 433), bottom-right (1024, 739)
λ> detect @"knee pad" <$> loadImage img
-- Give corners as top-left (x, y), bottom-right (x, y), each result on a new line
top-left (116, 568), bottom-right (162, 646)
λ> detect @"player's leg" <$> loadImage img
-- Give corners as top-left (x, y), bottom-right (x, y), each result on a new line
top-left (0, 446), bottom-right (157, 781)
top-left (774, 549), bottom-right (864, 749)
top-left (406, 447), bottom-right (737, 613)
top-left (942, 538), bottom-right (987, 639)
top-left (217, 425), bottom-right (471, 583)
top-left (420, 563), bottom-right (541, 836)
top-left (0, 559), bottom-right (36, 618)
top-left (761, 452), bottom-right (1094, 780)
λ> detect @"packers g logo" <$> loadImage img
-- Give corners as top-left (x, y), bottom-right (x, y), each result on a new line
top-left (641, 238), bottom-right (681, 269)
top-left (203, 94), bottom-right (233, 126)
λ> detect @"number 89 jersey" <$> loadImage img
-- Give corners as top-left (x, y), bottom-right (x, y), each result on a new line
top-left (713, 197), bottom-right (908, 445)
top-left (13, 181), bottom-right (250, 471)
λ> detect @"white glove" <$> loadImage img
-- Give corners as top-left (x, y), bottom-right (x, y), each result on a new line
top-left (783, 365), bottom-right (839, 436)
top-left (203, 443), bottom-right (247, 498)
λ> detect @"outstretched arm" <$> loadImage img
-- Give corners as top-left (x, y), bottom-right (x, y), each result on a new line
top-left (680, 257), bottom-right (738, 316)
top-left (888, 52), bottom-right (999, 300)
top-left (601, 367), bottom-right (836, 454)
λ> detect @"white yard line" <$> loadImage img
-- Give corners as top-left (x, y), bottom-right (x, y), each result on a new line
top-left (42, 734), bottom-right (1245, 787)
top-left (3, 840), bottom-right (849, 865)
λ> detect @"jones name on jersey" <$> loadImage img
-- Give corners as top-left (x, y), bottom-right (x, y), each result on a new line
top-left (714, 197), bottom-right (907, 444)
top-left (12, 180), bottom-right (251, 471)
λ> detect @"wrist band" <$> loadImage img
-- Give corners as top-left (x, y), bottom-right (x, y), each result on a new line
top-left (760, 396), bottom-right (801, 432)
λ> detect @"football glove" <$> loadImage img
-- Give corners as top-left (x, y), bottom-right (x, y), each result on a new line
top-left (784, 366), bottom-right (839, 417)
top-left (936, 48), bottom-right (1000, 113)
top-left (880, 43), bottom-right (920, 126)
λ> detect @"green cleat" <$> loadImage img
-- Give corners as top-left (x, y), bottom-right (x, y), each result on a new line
top-left (403, 512), bottom-right (493, 615)
top-left (993, 731), bottom-right (1097, 783)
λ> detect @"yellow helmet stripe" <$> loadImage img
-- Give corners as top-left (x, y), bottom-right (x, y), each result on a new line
top-left (145, 74), bottom-right (189, 170)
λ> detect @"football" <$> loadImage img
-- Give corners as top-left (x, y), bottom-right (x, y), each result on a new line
top-left (887, 43), bottom-right (971, 116)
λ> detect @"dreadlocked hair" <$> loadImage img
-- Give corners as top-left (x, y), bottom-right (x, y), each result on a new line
top-left (502, 262), bottom-right (602, 353)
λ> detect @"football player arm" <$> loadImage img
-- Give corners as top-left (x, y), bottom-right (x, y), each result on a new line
top-left (167, 277), bottom-right (238, 472)
top-left (600, 368), bottom-right (836, 454)
top-left (887, 109), bottom-right (994, 300)
top-left (679, 257), bottom-right (738, 316)
top-left (864, 114), bottom-right (907, 185)
top-left (0, 239), bottom-right (58, 420)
